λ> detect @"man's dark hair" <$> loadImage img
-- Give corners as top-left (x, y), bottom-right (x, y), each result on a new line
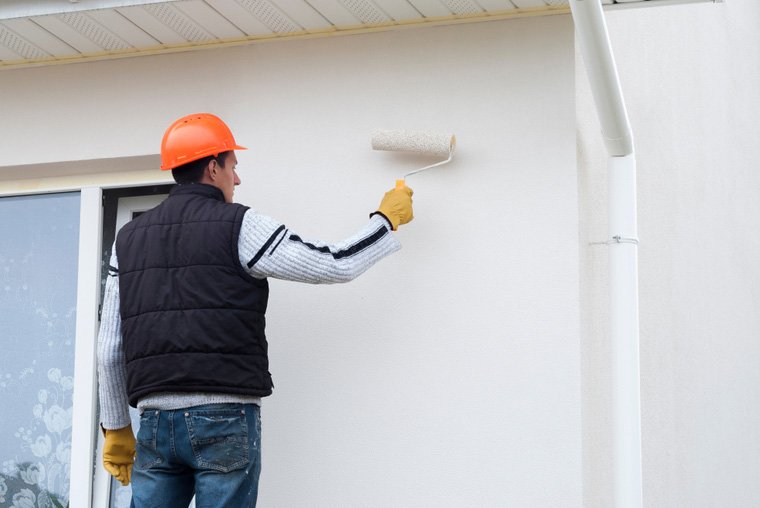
top-left (171, 151), bottom-right (232, 184)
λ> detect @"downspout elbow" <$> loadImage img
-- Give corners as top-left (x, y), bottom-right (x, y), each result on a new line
top-left (570, 0), bottom-right (634, 157)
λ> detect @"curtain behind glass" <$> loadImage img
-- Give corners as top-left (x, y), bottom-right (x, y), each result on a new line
top-left (0, 192), bottom-right (80, 508)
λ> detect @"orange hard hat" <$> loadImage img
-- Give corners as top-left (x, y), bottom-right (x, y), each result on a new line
top-left (160, 113), bottom-right (247, 171)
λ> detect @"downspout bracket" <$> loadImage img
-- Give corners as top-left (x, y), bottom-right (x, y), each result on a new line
top-left (609, 235), bottom-right (639, 245)
top-left (590, 236), bottom-right (640, 246)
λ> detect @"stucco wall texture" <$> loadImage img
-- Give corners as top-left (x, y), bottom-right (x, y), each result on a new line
top-left (1, 14), bottom-right (581, 508)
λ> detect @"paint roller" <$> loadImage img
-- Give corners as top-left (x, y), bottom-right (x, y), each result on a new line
top-left (372, 129), bottom-right (456, 188)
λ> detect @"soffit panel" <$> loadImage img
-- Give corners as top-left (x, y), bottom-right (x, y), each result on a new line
top-left (0, 0), bottom-right (715, 69)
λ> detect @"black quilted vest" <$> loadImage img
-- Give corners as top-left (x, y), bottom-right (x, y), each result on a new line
top-left (115, 184), bottom-right (273, 407)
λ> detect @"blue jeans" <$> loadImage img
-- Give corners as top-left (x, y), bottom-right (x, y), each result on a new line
top-left (131, 404), bottom-right (261, 508)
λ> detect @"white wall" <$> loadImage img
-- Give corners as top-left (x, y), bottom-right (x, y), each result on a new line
top-left (1, 14), bottom-right (580, 508)
top-left (578, 1), bottom-right (760, 506)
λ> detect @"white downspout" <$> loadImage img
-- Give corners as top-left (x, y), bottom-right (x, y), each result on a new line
top-left (569, 1), bottom-right (641, 508)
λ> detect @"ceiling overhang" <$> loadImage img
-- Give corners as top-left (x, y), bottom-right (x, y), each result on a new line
top-left (0, 0), bottom-right (719, 70)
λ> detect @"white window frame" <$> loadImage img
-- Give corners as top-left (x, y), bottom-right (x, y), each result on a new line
top-left (0, 186), bottom-right (101, 507)
top-left (70, 187), bottom-right (104, 508)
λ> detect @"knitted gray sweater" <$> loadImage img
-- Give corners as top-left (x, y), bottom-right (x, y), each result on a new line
top-left (97, 210), bottom-right (400, 429)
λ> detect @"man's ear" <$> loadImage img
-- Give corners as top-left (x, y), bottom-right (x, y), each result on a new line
top-left (206, 158), bottom-right (219, 181)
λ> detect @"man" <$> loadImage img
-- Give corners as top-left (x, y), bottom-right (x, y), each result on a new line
top-left (98, 113), bottom-right (414, 507)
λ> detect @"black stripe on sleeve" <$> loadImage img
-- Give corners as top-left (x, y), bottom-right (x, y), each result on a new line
top-left (288, 225), bottom-right (389, 260)
top-left (108, 265), bottom-right (119, 277)
top-left (247, 225), bottom-right (286, 268)
top-left (269, 228), bottom-right (288, 256)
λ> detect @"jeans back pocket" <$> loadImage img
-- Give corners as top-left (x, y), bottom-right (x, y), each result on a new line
top-left (185, 408), bottom-right (250, 473)
top-left (135, 410), bottom-right (162, 469)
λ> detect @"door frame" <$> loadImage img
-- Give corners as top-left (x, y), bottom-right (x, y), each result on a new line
top-left (70, 187), bottom-right (104, 508)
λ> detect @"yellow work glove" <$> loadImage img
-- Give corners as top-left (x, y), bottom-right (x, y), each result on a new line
top-left (103, 424), bottom-right (136, 486)
top-left (373, 185), bottom-right (414, 231)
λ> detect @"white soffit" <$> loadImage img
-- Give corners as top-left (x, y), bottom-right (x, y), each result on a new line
top-left (0, 0), bottom-right (719, 69)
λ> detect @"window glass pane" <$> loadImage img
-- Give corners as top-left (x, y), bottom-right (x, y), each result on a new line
top-left (0, 192), bottom-right (80, 508)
